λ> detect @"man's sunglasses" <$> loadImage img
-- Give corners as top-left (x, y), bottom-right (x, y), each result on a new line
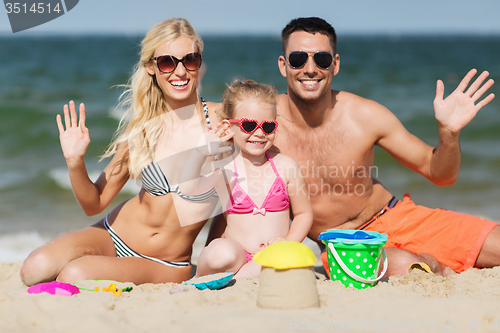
top-left (228, 118), bottom-right (278, 135)
top-left (285, 51), bottom-right (333, 69)
top-left (151, 52), bottom-right (202, 74)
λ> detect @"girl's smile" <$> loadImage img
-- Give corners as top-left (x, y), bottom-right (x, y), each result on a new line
top-left (227, 98), bottom-right (277, 163)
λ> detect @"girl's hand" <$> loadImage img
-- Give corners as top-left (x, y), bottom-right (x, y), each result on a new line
top-left (56, 101), bottom-right (90, 164)
top-left (195, 122), bottom-right (234, 156)
top-left (266, 236), bottom-right (287, 246)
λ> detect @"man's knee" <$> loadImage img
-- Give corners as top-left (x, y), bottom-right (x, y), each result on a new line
top-left (384, 247), bottom-right (420, 277)
top-left (476, 224), bottom-right (500, 268)
top-left (384, 248), bottom-right (453, 276)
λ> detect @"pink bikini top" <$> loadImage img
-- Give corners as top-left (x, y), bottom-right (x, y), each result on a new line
top-left (226, 152), bottom-right (290, 216)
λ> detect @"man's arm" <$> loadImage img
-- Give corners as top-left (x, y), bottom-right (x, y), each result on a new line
top-left (374, 69), bottom-right (494, 186)
top-left (430, 69), bottom-right (494, 184)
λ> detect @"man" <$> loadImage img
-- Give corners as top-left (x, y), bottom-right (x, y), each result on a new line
top-left (274, 17), bottom-right (497, 276)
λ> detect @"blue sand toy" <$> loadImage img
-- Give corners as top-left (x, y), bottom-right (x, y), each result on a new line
top-left (183, 272), bottom-right (234, 290)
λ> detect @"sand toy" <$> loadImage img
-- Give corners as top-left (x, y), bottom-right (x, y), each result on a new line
top-left (184, 272), bottom-right (234, 290)
top-left (72, 280), bottom-right (134, 293)
top-left (253, 241), bottom-right (319, 309)
top-left (319, 229), bottom-right (388, 289)
top-left (27, 281), bottom-right (80, 296)
top-left (94, 283), bottom-right (125, 297)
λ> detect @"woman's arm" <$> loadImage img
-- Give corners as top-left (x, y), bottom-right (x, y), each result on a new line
top-left (57, 101), bottom-right (130, 216)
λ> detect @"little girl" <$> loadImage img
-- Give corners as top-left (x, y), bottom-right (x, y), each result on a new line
top-left (180, 79), bottom-right (313, 277)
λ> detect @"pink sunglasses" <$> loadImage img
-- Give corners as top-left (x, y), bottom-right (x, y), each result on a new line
top-left (228, 118), bottom-right (278, 135)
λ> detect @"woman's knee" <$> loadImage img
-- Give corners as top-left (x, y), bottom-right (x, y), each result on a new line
top-left (20, 250), bottom-right (58, 286)
top-left (56, 258), bottom-right (92, 283)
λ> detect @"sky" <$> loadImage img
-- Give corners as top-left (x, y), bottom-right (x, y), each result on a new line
top-left (2, 0), bottom-right (500, 36)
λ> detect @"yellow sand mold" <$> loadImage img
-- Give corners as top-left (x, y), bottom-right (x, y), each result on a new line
top-left (253, 241), bottom-right (317, 269)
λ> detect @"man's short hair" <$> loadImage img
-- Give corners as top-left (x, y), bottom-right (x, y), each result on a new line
top-left (281, 17), bottom-right (337, 54)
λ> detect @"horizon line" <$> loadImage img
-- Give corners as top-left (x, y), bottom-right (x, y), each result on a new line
top-left (1, 30), bottom-right (500, 38)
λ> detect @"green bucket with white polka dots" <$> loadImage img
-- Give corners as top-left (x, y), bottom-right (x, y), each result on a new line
top-left (319, 229), bottom-right (388, 289)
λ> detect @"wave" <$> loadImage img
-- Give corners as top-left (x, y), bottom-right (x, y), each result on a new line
top-left (109, 105), bottom-right (127, 121)
top-left (48, 167), bottom-right (141, 195)
top-left (0, 231), bottom-right (50, 263)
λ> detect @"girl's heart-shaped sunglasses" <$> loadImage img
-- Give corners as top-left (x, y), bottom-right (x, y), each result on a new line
top-left (228, 118), bottom-right (278, 135)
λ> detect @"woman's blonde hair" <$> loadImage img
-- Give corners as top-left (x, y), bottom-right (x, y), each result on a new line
top-left (101, 18), bottom-right (204, 178)
top-left (221, 79), bottom-right (278, 120)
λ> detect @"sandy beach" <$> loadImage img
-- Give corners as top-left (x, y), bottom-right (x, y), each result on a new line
top-left (2, 260), bottom-right (500, 333)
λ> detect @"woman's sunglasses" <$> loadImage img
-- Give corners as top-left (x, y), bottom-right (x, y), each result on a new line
top-left (228, 118), bottom-right (278, 135)
top-left (151, 52), bottom-right (202, 74)
top-left (285, 51), bottom-right (333, 69)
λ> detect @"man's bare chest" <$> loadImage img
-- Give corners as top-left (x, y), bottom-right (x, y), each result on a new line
top-left (274, 125), bottom-right (375, 186)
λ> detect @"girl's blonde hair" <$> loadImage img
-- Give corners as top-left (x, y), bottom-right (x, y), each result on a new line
top-left (101, 18), bottom-right (204, 178)
top-left (221, 79), bottom-right (278, 120)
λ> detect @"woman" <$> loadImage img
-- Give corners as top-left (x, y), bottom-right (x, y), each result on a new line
top-left (20, 18), bottom-right (221, 286)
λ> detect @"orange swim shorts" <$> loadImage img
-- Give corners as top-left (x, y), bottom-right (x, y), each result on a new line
top-left (367, 193), bottom-right (497, 272)
top-left (321, 194), bottom-right (498, 274)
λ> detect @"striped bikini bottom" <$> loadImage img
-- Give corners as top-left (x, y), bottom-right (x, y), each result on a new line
top-left (103, 215), bottom-right (190, 268)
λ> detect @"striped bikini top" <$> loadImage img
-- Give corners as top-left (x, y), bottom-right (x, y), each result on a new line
top-left (140, 98), bottom-right (217, 202)
top-left (226, 152), bottom-right (289, 215)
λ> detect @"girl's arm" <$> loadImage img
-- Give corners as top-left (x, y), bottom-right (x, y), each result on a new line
top-left (269, 155), bottom-right (313, 244)
top-left (57, 101), bottom-right (130, 216)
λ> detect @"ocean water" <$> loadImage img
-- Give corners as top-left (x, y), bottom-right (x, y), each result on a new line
top-left (0, 35), bottom-right (499, 263)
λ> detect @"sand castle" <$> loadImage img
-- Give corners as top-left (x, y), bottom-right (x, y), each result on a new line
top-left (253, 241), bottom-right (319, 309)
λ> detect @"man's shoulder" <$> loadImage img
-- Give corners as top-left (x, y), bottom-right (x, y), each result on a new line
top-left (336, 90), bottom-right (382, 109)
top-left (336, 91), bottom-right (396, 121)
